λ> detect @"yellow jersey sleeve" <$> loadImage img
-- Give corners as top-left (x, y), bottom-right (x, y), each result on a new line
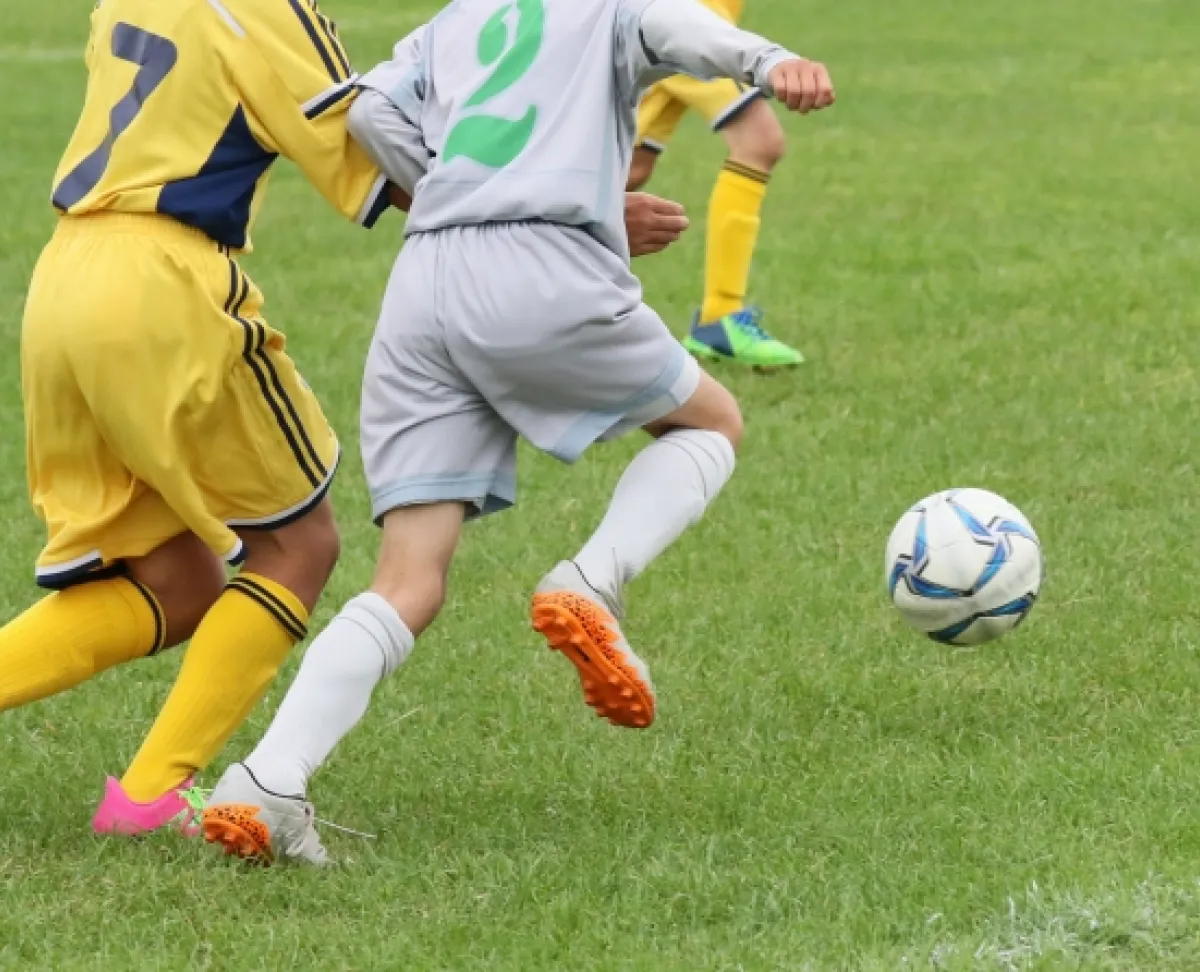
top-left (223, 0), bottom-right (388, 227)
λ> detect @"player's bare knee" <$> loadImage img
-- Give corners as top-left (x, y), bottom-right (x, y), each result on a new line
top-left (371, 502), bottom-right (466, 636)
top-left (297, 503), bottom-right (342, 584)
top-left (709, 386), bottom-right (744, 450)
top-left (724, 101), bottom-right (787, 172)
top-left (127, 532), bottom-right (225, 647)
top-left (239, 499), bottom-right (341, 611)
top-left (646, 375), bottom-right (743, 451)
top-left (160, 559), bottom-right (226, 646)
top-left (372, 564), bottom-right (448, 638)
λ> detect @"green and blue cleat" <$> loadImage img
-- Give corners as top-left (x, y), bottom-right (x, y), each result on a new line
top-left (682, 307), bottom-right (804, 371)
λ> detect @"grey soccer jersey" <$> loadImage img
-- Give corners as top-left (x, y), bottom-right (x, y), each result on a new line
top-left (350, 0), bottom-right (797, 258)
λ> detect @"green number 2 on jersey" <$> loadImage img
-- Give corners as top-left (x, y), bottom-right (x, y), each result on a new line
top-left (443, 0), bottom-right (544, 169)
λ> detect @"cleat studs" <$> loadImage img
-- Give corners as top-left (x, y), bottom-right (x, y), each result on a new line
top-left (631, 704), bottom-right (643, 713)
top-left (608, 675), bottom-right (621, 687)
top-left (621, 688), bottom-right (634, 699)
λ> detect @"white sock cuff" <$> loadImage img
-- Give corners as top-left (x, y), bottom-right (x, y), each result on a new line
top-left (340, 592), bottom-right (414, 677)
top-left (658, 428), bottom-right (736, 499)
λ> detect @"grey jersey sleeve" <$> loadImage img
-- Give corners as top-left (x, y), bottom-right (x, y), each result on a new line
top-left (615, 0), bottom-right (797, 96)
top-left (349, 27), bottom-right (430, 196)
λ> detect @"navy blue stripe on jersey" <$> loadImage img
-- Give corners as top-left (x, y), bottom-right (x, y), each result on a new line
top-left (310, 5), bottom-right (351, 78)
top-left (287, 0), bottom-right (345, 82)
top-left (157, 106), bottom-right (276, 248)
top-left (303, 79), bottom-right (356, 119)
top-left (225, 263), bottom-right (322, 489)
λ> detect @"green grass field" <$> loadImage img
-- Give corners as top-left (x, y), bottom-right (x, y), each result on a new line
top-left (3, 0), bottom-right (1200, 968)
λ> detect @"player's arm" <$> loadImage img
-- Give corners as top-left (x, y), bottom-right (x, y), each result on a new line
top-left (224, 0), bottom-right (390, 225)
top-left (347, 27), bottom-right (431, 199)
top-left (617, 0), bottom-right (834, 113)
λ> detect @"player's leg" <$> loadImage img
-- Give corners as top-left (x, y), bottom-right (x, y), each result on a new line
top-left (705, 96), bottom-right (786, 321)
top-left (670, 81), bottom-right (801, 369)
top-left (203, 235), bottom-right (514, 862)
top-left (574, 369), bottom-right (741, 600)
top-left (202, 501), bottom-right (466, 864)
top-left (62, 233), bottom-right (342, 824)
top-left (0, 531), bottom-right (225, 713)
top-left (418, 222), bottom-right (737, 729)
top-left (110, 306), bottom-right (344, 810)
top-left (533, 371), bottom-right (740, 727)
top-left (627, 82), bottom-right (686, 191)
top-left (113, 499), bottom-right (340, 813)
top-left (1, 227), bottom-right (232, 718)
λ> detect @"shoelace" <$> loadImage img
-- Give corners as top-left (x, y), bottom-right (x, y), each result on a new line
top-left (263, 800), bottom-right (377, 841)
top-left (729, 306), bottom-right (773, 342)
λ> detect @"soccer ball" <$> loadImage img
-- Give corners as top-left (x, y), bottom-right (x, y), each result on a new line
top-left (884, 488), bottom-right (1043, 646)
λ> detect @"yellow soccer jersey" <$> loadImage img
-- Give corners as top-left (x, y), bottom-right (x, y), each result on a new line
top-left (51, 0), bottom-right (387, 250)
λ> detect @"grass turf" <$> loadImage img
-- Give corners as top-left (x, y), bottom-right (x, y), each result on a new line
top-left (3, 0), bottom-right (1200, 968)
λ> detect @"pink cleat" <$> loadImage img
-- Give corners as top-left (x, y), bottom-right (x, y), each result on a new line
top-left (91, 776), bottom-right (205, 837)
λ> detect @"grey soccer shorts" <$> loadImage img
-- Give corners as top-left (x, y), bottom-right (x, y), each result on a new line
top-left (360, 222), bottom-right (700, 520)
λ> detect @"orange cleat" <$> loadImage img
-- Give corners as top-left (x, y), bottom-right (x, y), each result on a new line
top-left (201, 763), bottom-right (329, 865)
top-left (532, 562), bottom-right (656, 728)
top-left (203, 804), bottom-right (273, 864)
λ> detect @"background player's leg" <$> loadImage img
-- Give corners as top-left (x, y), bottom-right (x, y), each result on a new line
top-left (687, 98), bottom-right (803, 369)
top-left (0, 531), bottom-right (224, 712)
top-left (574, 370), bottom-right (742, 607)
top-left (705, 99), bottom-right (786, 321)
top-left (118, 499), bottom-right (340, 803)
top-left (629, 81), bottom-right (683, 191)
top-left (240, 502), bottom-right (464, 798)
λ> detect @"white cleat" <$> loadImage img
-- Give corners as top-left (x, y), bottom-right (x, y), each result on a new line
top-left (530, 561), bottom-right (657, 728)
top-left (201, 763), bottom-right (329, 866)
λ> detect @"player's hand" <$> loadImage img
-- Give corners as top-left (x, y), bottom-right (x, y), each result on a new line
top-left (768, 58), bottom-right (835, 114)
top-left (625, 192), bottom-right (689, 258)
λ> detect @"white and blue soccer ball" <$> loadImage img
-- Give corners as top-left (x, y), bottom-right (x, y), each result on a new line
top-left (885, 488), bottom-right (1043, 646)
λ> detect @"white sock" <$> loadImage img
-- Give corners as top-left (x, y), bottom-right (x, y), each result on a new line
top-left (244, 592), bottom-right (413, 796)
top-left (573, 429), bottom-right (736, 607)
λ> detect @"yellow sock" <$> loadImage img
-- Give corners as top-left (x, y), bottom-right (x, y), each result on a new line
top-left (702, 160), bottom-right (770, 322)
top-left (121, 573), bottom-right (308, 801)
top-left (0, 578), bottom-right (163, 711)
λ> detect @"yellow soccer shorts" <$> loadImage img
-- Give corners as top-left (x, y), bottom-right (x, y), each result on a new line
top-left (636, 76), bottom-right (764, 153)
top-left (634, 0), bottom-right (760, 153)
top-left (21, 212), bottom-right (339, 589)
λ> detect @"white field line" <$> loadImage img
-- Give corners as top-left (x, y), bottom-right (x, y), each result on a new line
top-left (0, 46), bottom-right (80, 64)
top-left (0, 11), bottom-right (441, 67)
